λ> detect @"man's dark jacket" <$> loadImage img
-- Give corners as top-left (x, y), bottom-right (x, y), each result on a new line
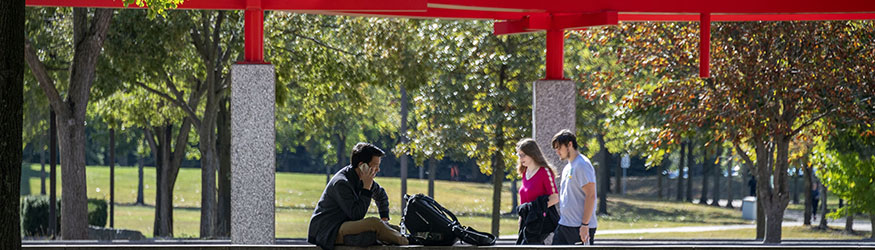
top-left (516, 195), bottom-right (559, 245)
top-left (308, 165), bottom-right (390, 250)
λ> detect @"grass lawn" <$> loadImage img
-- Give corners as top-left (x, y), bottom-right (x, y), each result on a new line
top-left (19, 164), bottom-right (870, 240)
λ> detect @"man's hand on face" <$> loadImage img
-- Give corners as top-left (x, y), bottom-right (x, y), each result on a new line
top-left (359, 157), bottom-right (380, 190)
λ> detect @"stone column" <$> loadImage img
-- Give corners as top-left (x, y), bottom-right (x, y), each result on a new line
top-left (533, 80), bottom-right (576, 175)
top-left (231, 64), bottom-right (275, 244)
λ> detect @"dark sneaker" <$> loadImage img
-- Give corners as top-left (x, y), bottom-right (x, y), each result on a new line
top-left (342, 231), bottom-right (377, 247)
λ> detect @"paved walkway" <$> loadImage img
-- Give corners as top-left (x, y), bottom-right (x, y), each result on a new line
top-left (502, 200), bottom-right (871, 238)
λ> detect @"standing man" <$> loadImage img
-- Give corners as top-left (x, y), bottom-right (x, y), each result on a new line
top-left (308, 143), bottom-right (408, 250)
top-left (551, 130), bottom-right (598, 245)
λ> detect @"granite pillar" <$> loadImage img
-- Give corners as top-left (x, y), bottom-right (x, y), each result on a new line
top-left (533, 80), bottom-right (577, 175)
top-left (231, 63), bottom-right (275, 244)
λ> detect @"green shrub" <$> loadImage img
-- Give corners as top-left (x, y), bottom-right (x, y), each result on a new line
top-left (20, 196), bottom-right (109, 236)
top-left (20, 195), bottom-right (59, 236)
top-left (87, 198), bottom-right (107, 227)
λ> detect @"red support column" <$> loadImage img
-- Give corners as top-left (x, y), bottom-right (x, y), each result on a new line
top-left (699, 13), bottom-right (711, 78)
top-left (545, 29), bottom-right (564, 80)
top-left (244, 0), bottom-right (264, 63)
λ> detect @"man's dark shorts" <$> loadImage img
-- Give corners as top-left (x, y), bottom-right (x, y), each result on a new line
top-left (552, 225), bottom-right (596, 245)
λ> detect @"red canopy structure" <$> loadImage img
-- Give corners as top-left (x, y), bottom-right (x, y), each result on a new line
top-left (26, 0), bottom-right (875, 79)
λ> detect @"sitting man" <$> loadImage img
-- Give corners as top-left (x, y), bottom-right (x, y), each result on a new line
top-left (308, 142), bottom-right (409, 250)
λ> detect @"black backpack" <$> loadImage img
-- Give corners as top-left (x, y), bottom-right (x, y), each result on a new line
top-left (401, 194), bottom-right (496, 246)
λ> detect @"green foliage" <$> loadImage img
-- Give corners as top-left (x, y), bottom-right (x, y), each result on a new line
top-left (400, 21), bottom-right (541, 178)
top-left (814, 122), bottom-right (875, 219)
top-left (121, 0), bottom-right (185, 19)
top-left (87, 199), bottom-right (108, 228)
top-left (269, 13), bottom-right (406, 165)
top-left (20, 195), bottom-right (59, 236)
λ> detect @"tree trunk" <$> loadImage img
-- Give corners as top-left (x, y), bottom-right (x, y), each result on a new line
top-left (49, 111), bottom-right (57, 237)
top-left (597, 133), bottom-right (609, 215)
top-left (510, 179), bottom-right (518, 214)
top-left (700, 144), bottom-right (710, 205)
top-left (110, 128), bottom-right (115, 228)
top-left (818, 184), bottom-right (828, 229)
top-left (428, 157), bottom-right (437, 198)
top-left (711, 146), bottom-right (723, 207)
top-left (869, 214), bottom-right (874, 240)
top-left (0, 0), bottom-right (24, 246)
top-left (490, 145), bottom-right (505, 236)
top-left (757, 135), bottom-right (792, 244)
top-left (845, 213), bottom-right (854, 232)
top-left (757, 189), bottom-right (765, 239)
top-left (217, 98), bottom-right (231, 238)
top-left (791, 167), bottom-right (799, 205)
top-left (41, 144), bottom-right (46, 195)
top-left (677, 142), bottom-right (685, 201)
top-left (399, 86), bottom-right (409, 211)
top-left (490, 120), bottom-right (505, 236)
top-left (137, 151), bottom-right (144, 206)
top-left (199, 126), bottom-right (219, 239)
top-left (686, 140), bottom-right (694, 203)
top-left (803, 164), bottom-right (813, 226)
top-left (147, 122), bottom-right (191, 238)
top-left (56, 104), bottom-right (89, 240)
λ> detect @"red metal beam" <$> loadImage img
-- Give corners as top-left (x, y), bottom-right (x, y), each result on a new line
top-left (26, 0), bottom-right (427, 11)
top-left (426, 0), bottom-right (875, 16)
top-left (545, 29), bottom-right (564, 80)
top-left (493, 11), bottom-right (618, 35)
top-left (699, 13), bottom-right (710, 78)
top-left (619, 13), bottom-right (875, 22)
top-left (494, 18), bottom-right (535, 35)
top-left (244, 0), bottom-right (264, 63)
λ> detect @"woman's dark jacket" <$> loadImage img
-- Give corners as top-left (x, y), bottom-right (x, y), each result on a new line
top-left (516, 195), bottom-right (559, 245)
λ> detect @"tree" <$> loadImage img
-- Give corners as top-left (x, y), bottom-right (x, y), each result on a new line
top-left (405, 21), bottom-right (542, 236)
top-left (103, 10), bottom-right (242, 238)
top-left (638, 21), bottom-right (875, 243)
top-left (814, 121), bottom-right (875, 239)
top-left (1, 0), bottom-right (25, 248)
top-left (24, 7), bottom-right (114, 239)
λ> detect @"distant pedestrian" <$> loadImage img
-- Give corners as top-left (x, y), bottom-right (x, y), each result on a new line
top-left (748, 176), bottom-right (757, 197)
top-left (811, 181), bottom-right (820, 220)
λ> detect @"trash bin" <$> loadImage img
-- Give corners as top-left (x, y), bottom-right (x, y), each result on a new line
top-left (742, 196), bottom-right (756, 220)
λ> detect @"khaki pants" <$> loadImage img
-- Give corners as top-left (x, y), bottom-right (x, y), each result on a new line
top-left (335, 217), bottom-right (409, 245)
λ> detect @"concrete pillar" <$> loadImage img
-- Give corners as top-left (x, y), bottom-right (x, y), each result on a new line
top-left (231, 63), bottom-right (275, 244)
top-left (533, 80), bottom-right (576, 175)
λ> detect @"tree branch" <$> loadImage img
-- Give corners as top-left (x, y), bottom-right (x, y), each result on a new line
top-left (283, 29), bottom-right (363, 56)
top-left (133, 81), bottom-right (203, 127)
top-left (24, 39), bottom-right (66, 116)
top-left (790, 108), bottom-right (835, 136)
top-left (734, 142), bottom-right (755, 172)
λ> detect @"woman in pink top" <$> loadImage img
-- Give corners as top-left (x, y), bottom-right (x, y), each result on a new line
top-left (516, 138), bottom-right (559, 212)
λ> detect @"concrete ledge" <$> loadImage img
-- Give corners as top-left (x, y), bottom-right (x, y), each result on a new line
top-left (22, 239), bottom-right (875, 249)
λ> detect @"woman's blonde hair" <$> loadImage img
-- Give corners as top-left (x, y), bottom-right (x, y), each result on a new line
top-left (516, 138), bottom-right (554, 178)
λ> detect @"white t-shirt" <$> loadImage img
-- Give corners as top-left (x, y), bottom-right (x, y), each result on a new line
top-left (558, 153), bottom-right (598, 228)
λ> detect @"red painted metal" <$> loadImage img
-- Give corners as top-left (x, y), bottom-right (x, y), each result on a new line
top-left (411, 0), bottom-right (875, 14)
top-left (26, 0), bottom-right (427, 11)
top-left (493, 11), bottom-right (617, 35)
top-left (699, 13), bottom-right (710, 78)
top-left (244, 0), bottom-right (264, 63)
top-left (545, 29), bottom-right (564, 80)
